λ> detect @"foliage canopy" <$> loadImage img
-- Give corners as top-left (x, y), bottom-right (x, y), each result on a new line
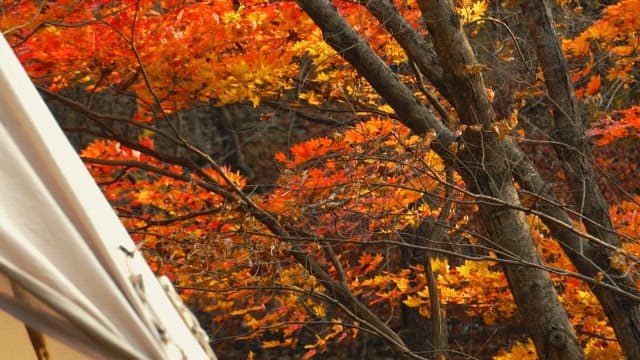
top-left (3, 0), bottom-right (640, 358)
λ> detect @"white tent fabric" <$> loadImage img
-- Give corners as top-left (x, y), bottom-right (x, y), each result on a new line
top-left (0, 35), bottom-right (215, 359)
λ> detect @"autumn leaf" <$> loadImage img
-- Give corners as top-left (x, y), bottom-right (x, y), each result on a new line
top-left (358, 253), bottom-right (384, 274)
top-left (395, 277), bottom-right (410, 292)
top-left (262, 339), bottom-right (285, 349)
top-left (403, 295), bottom-right (425, 308)
top-left (457, 0), bottom-right (488, 24)
top-left (586, 75), bottom-right (601, 96)
top-left (494, 339), bottom-right (537, 359)
top-left (491, 119), bottom-right (513, 140)
top-left (301, 349), bottom-right (317, 359)
top-left (586, 105), bottom-right (640, 146)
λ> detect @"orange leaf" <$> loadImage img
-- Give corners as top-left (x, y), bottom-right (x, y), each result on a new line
top-left (262, 339), bottom-right (285, 349)
top-left (586, 75), bottom-right (601, 96)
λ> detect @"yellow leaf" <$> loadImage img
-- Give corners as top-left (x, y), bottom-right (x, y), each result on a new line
top-left (493, 339), bottom-right (537, 359)
top-left (377, 104), bottom-right (395, 114)
top-left (457, 0), bottom-right (488, 23)
top-left (136, 189), bottom-right (155, 204)
top-left (430, 258), bottom-right (449, 274)
top-left (396, 277), bottom-right (410, 291)
top-left (463, 63), bottom-right (487, 75)
top-left (262, 340), bottom-right (284, 349)
top-left (491, 119), bottom-right (512, 140)
top-left (402, 295), bottom-right (425, 308)
top-left (299, 91), bottom-right (324, 105)
top-left (248, 94), bottom-right (261, 107)
top-left (315, 72), bottom-right (330, 82)
top-left (312, 304), bottom-right (326, 317)
top-left (77, 75), bottom-right (92, 83)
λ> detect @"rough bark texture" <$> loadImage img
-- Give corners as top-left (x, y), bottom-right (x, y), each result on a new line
top-left (364, 0), bottom-right (449, 99)
top-left (368, 1), bottom-right (640, 357)
top-left (417, 1), bottom-right (583, 358)
top-left (295, 0), bottom-right (455, 148)
top-left (519, 1), bottom-right (640, 357)
top-left (297, 0), bottom-right (584, 358)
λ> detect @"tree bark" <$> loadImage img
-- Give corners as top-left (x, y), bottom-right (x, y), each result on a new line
top-left (365, 1), bottom-right (640, 357)
top-left (296, 0), bottom-right (584, 358)
top-left (363, 0), bottom-right (449, 100)
top-left (519, 1), bottom-right (640, 357)
top-left (417, 2), bottom-right (582, 357)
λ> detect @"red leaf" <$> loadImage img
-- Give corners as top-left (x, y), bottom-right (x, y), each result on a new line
top-left (301, 349), bottom-right (317, 359)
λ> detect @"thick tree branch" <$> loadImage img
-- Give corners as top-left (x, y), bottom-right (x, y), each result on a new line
top-left (363, 0), bottom-right (450, 101)
top-left (519, 1), bottom-right (640, 356)
top-left (295, 0), bottom-right (584, 357)
top-left (364, 3), bottom-right (640, 355)
top-left (295, 0), bottom-right (456, 153)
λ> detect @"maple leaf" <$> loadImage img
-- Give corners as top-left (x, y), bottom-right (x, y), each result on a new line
top-left (358, 253), bottom-right (384, 274)
top-left (430, 258), bottom-right (449, 274)
top-left (493, 339), bottom-right (537, 359)
top-left (457, 0), bottom-right (488, 24)
top-left (402, 295), bottom-right (425, 308)
top-left (395, 277), bottom-right (411, 292)
top-left (585, 75), bottom-right (601, 96)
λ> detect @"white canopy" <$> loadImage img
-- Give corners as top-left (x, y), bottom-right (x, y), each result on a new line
top-left (0, 35), bottom-right (215, 359)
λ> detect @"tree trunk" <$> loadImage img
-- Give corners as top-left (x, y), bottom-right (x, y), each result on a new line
top-left (416, 1), bottom-right (583, 357)
top-left (519, 1), bottom-right (640, 357)
top-left (365, 0), bottom-right (640, 357)
top-left (296, 0), bottom-right (584, 358)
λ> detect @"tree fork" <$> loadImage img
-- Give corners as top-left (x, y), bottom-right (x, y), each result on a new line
top-left (365, 0), bottom-right (640, 356)
top-left (296, 0), bottom-right (584, 357)
top-left (415, 0), bottom-right (585, 356)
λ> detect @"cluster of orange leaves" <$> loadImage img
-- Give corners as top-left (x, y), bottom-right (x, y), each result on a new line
top-left (3, 0), bottom-right (314, 117)
top-left (76, 116), bottom-right (638, 358)
top-left (564, 0), bottom-right (640, 86)
top-left (586, 105), bottom-right (640, 146)
top-left (562, 0), bottom-right (640, 148)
